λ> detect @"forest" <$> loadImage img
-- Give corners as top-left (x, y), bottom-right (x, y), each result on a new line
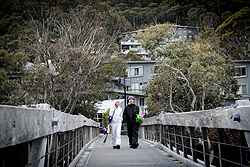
top-left (0, 0), bottom-right (249, 116)
top-left (1, 0), bottom-right (249, 55)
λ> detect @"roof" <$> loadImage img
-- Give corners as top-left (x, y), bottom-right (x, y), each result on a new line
top-left (107, 89), bottom-right (146, 96)
top-left (232, 60), bottom-right (250, 63)
top-left (121, 25), bottom-right (199, 36)
top-left (127, 60), bottom-right (157, 64)
top-left (121, 41), bottom-right (141, 45)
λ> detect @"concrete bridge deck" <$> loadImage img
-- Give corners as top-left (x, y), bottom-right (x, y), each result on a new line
top-left (75, 135), bottom-right (184, 167)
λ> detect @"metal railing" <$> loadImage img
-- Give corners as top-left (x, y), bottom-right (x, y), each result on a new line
top-left (45, 126), bottom-right (98, 167)
top-left (0, 105), bottom-right (99, 167)
top-left (141, 107), bottom-right (250, 167)
top-left (28, 126), bottom-right (99, 167)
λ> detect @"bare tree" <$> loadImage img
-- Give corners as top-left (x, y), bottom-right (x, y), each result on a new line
top-left (26, 9), bottom-right (116, 113)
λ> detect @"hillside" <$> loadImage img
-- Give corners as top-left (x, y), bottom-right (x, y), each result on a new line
top-left (1, 0), bottom-right (249, 58)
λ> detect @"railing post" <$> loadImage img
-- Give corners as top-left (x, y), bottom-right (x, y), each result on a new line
top-left (27, 137), bottom-right (48, 167)
top-left (71, 131), bottom-right (73, 164)
top-left (240, 131), bottom-right (247, 166)
top-left (141, 126), bottom-right (145, 139)
top-left (77, 129), bottom-right (79, 153)
top-left (65, 133), bottom-right (68, 167)
top-left (160, 124), bottom-right (162, 144)
top-left (181, 126), bottom-right (187, 158)
top-left (83, 126), bottom-right (86, 145)
top-left (70, 132), bottom-right (73, 161)
top-left (90, 127), bottom-right (93, 140)
top-left (218, 129), bottom-right (224, 167)
top-left (169, 126), bottom-right (173, 151)
top-left (46, 134), bottom-right (53, 166)
top-left (166, 125), bottom-right (170, 149)
top-left (155, 125), bottom-right (157, 142)
top-left (147, 125), bottom-right (150, 140)
top-left (80, 128), bottom-right (83, 148)
top-left (174, 126), bottom-right (180, 154)
top-left (67, 133), bottom-right (70, 167)
top-left (63, 133), bottom-right (66, 167)
top-left (27, 142), bottom-right (31, 167)
top-left (88, 127), bottom-right (90, 141)
top-left (55, 135), bottom-right (58, 167)
top-left (218, 143), bottom-right (222, 167)
top-left (189, 127), bottom-right (196, 162)
top-left (153, 125), bottom-right (155, 141)
top-left (148, 126), bottom-right (150, 140)
top-left (149, 126), bottom-right (151, 141)
top-left (148, 126), bottom-right (150, 141)
top-left (162, 125), bottom-right (165, 146)
top-left (75, 130), bottom-right (77, 157)
top-left (201, 127), bottom-right (210, 167)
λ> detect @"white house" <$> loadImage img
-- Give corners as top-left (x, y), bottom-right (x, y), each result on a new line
top-left (233, 60), bottom-right (250, 99)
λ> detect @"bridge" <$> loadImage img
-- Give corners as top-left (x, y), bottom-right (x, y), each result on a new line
top-left (0, 105), bottom-right (250, 167)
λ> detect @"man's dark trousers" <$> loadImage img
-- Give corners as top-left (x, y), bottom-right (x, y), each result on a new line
top-left (127, 124), bottom-right (138, 147)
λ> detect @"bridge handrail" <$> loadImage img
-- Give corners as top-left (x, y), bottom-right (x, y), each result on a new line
top-left (0, 105), bottom-right (99, 149)
top-left (142, 106), bottom-right (250, 131)
top-left (141, 107), bottom-right (250, 167)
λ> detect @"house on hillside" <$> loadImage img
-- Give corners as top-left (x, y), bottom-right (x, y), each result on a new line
top-left (112, 25), bottom-right (199, 113)
top-left (120, 34), bottom-right (150, 60)
top-left (119, 25), bottom-right (199, 60)
top-left (233, 60), bottom-right (250, 99)
top-left (160, 25), bottom-right (199, 44)
top-left (110, 60), bottom-right (156, 114)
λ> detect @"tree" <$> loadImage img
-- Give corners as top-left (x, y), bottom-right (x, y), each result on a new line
top-left (22, 8), bottom-right (117, 115)
top-left (136, 23), bottom-right (174, 56)
top-left (0, 49), bottom-right (27, 104)
top-left (0, 0), bottom-right (133, 118)
top-left (216, 7), bottom-right (250, 59)
top-left (102, 108), bottom-right (110, 129)
top-left (102, 56), bottom-right (127, 79)
top-left (146, 39), bottom-right (237, 113)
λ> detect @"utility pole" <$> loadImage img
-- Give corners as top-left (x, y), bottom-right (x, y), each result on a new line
top-left (123, 74), bottom-right (127, 107)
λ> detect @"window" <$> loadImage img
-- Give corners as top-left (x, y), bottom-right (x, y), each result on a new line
top-left (121, 45), bottom-right (129, 52)
top-left (139, 98), bottom-right (145, 106)
top-left (237, 84), bottom-right (248, 95)
top-left (131, 83), bottom-right (139, 91)
top-left (234, 66), bottom-right (247, 77)
top-left (130, 45), bottom-right (138, 48)
top-left (153, 65), bottom-right (159, 73)
top-left (128, 66), bottom-right (143, 77)
top-left (139, 82), bottom-right (143, 90)
top-left (242, 85), bottom-right (248, 94)
top-left (134, 68), bottom-right (139, 76)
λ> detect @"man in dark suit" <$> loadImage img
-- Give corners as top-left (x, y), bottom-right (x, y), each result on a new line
top-left (123, 96), bottom-right (139, 149)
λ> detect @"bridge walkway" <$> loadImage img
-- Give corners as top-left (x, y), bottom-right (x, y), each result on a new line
top-left (75, 135), bottom-right (184, 167)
